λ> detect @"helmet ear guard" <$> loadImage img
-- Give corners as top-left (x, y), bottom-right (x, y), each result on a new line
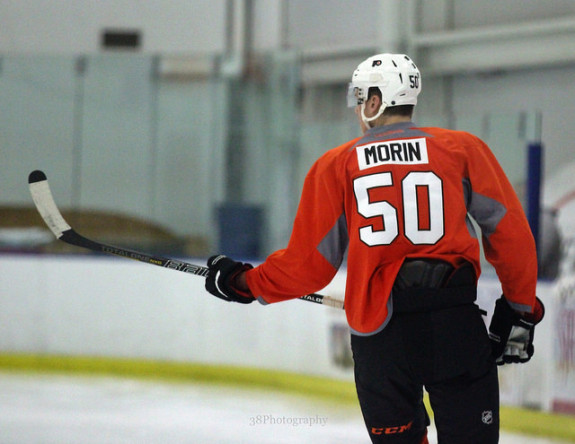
top-left (347, 82), bottom-right (388, 128)
top-left (359, 98), bottom-right (387, 126)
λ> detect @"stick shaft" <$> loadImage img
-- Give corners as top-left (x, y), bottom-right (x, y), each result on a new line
top-left (60, 229), bottom-right (210, 277)
top-left (28, 170), bottom-right (344, 310)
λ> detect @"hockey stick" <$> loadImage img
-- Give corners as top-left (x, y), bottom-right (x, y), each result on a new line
top-left (28, 170), bottom-right (344, 310)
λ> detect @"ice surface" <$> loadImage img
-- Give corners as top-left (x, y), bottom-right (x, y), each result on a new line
top-left (0, 372), bottom-right (570, 444)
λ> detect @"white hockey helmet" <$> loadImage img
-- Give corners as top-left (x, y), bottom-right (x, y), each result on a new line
top-left (347, 53), bottom-right (421, 126)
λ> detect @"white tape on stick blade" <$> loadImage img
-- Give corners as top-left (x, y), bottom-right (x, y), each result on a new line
top-left (28, 171), bottom-right (71, 238)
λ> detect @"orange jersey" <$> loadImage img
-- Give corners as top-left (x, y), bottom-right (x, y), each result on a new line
top-left (246, 122), bottom-right (537, 335)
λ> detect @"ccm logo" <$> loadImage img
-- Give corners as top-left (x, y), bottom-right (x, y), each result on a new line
top-left (371, 420), bottom-right (413, 435)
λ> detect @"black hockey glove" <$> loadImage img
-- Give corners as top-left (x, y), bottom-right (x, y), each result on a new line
top-left (205, 255), bottom-right (255, 304)
top-left (488, 295), bottom-right (545, 365)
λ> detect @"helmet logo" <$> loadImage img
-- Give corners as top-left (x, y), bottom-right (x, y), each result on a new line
top-left (372, 60), bottom-right (382, 67)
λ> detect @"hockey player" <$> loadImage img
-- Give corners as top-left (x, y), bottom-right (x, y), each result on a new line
top-left (205, 54), bottom-right (544, 443)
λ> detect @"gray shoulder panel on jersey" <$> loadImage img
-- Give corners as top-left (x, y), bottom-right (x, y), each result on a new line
top-left (317, 212), bottom-right (349, 270)
top-left (463, 178), bottom-right (507, 238)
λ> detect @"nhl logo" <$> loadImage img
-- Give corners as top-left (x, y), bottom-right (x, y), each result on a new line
top-left (481, 410), bottom-right (493, 425)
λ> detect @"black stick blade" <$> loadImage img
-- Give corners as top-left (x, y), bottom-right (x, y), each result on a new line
top-left (29, 170), bottom-right (48, 184)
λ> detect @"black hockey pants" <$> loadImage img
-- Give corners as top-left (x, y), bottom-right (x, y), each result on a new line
top-left (351, 261), bottom-right (499, 444)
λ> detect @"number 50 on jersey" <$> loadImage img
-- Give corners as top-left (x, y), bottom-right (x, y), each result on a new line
top-left (354, 138), bottom-right (444, 246)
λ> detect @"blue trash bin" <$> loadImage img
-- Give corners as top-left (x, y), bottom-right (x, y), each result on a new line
top-left (216, 204), bottom-right (264, 259)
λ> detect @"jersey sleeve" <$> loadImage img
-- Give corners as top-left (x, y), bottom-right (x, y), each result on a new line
top-left (464, 134), bottom-right (537, 313)
top-left (245, 147), bottom-right (349, 304)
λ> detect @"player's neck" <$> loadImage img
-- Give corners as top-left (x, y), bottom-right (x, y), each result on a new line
top-left (375, 115), bottom-right (412, 127)
top-left (362, 115), bottom-right (412, 134)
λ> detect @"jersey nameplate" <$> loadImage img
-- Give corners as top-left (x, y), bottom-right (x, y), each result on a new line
top-left (356, 138), bottom-right (429, 170)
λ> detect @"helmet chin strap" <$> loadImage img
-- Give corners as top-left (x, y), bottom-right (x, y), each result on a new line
top-left (361, 102), bottom-right (387, 128)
